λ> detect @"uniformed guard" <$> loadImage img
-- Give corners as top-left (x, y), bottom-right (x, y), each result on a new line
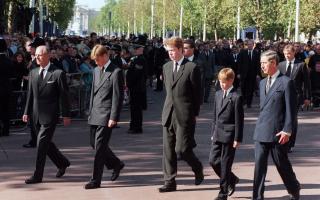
top-left (126, 35), bottom-right (147, 134)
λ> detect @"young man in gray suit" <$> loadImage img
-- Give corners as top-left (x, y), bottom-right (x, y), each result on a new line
top-left (85, 45), bottom-right (124, 189)
top-left (159, 37), bottom-right (203, 193)
top-left (252, 50), bottom-right (300, 200)
top-left (23, 45), bottom-right (71, 184)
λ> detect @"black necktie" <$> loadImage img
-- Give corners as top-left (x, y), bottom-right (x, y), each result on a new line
top-left (39, 68), bottom-right (45, 80)
top-left (248, 50), bottom-right (252, 60)
top-left (100, 67), bottom-right (105, 80)
top-left (286, 62), bottom-right (292, 77)
top-left (266, 76), bottom-right (271, 94)
top-left (173, 62), bottom-right (178, 80)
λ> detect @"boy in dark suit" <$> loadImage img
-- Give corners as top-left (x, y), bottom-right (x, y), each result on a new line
top-left (209, 68), bottom-right (244, 200)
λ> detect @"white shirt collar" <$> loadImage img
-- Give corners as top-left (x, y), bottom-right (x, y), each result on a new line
top-left (39, 62), bottom-right (51, 78)
top-left (223, 86), bottom-right (234, 97)
top-left (268, 70), bottom-right (280, 87)
top-left (173, 57), bottom-right (184, 72)
top-left (102, 60), bottom-right (111, 72)
top-left (187, 55), bottom-right (194, 62)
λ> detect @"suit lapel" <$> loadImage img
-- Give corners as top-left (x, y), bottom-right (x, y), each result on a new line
top-left (218, 88), bottom-right (234, 116)
top-left (290, 61), bottom-right (300, 79)
top-left (172, 59), bottom-right (187, 88)
top-left (94, 64), bottom-right (114, 94)
top-left (39, 65), bottom-right (53, 93)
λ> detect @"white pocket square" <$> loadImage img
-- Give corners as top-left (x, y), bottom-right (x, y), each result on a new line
top-left (47, 81), bottom-right (55, 84)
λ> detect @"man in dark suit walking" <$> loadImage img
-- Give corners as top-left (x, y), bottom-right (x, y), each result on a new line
top-left (252, 50), bottom-right (300, 200)
top-left (278, 44), bottom-right (311, 152)
top-left (159, 37), bottom-right (204, 193)
top-left (238, 40), bottom-right (260, 108)
top-left (209, 68), bottom-right (244, 200)
top-left (84, 45), bottom-right (124, 189)
top-left (23, 45), bottom-right (71, 184)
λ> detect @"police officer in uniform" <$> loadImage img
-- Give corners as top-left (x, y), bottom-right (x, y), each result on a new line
top-left (126, 35), bottom-right (147, 134)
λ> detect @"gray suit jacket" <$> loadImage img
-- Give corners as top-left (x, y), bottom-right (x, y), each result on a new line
top-left (211, 88), bottom-right (244, 143)
top-left (24, 64), bottom-right (70, 125)
top-left (254, 74), bottom-right (297, 143)
top-left (88, 63), bottom-right (124, 126)
top-left (278, 60), bottom-right (311, 105)
top-left (162, 59), bottom-right (201, 127)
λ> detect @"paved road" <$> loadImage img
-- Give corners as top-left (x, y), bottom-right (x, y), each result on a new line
top-left (0, 88), bottom-right (319, 200)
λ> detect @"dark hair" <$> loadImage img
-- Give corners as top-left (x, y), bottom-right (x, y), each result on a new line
top-left (183, 39), bottom-right (195, 49)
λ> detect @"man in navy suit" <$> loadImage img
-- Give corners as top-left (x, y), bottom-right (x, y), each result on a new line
top-left (252, 50), bottom-right (300, 200)
top-left (209, 68), bottom-right (244, 200)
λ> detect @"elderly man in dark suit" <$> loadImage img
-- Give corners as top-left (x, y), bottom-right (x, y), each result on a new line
top-left (159, 37), bottom-right (204, 193)
top-left (84, 44), bottom-right (124, 189)
top-left (278, 44), bottom-right (311, 152)
top-left (252, 50), bottom-right (300, 200)
top-left (23, 45), bottom-right (71, 184)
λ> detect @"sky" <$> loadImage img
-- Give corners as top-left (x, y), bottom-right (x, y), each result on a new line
top-left (76, 0), bottom-right (106, 10)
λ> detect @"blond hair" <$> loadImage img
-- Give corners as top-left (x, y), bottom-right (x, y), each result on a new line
top-left (91, 44), bottom-right (108, 60)
top-left (218, 68), bottom-right (235, 81)
top-left (164, 37), bottom-right (183, 49)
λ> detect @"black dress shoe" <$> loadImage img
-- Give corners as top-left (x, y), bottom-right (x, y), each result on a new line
top-left (111, 162), bottom-right (125, 181)
top-left (25, 176), bottom-right (42, 184)
top-left (289, 189), bottom-right (300, 200)
top-left (158, 183), bottom-right (177, 193)
top-left (84, 181), bottom-right (101, 189)
top-left (214, 196), bottom-right (227, 200)
top-left (228, 176), bottom-right (239, 196)
top-left (195, 170), bottom-right (204, 185)
top-left (56, 162), bottom-right (70, 178)
top-left (23, 143), bottom-right (36, 148)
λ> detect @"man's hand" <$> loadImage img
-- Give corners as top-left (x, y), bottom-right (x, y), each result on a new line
top-left (108, 120), bottom-right (117, 128)
top-left (276, 131), bottom-right (290, 144)
top-left (233, 141), bottom-right (240, 148)
top-left (63, 117), bottom-right (71, 126)
top-left (22, 115), bottom-right (29, 123)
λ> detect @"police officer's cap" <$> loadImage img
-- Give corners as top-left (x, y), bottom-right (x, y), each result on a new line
top-left (29, 37), bottom-right (46, 48)
top-left (132, 35), bottom-right (147, 49)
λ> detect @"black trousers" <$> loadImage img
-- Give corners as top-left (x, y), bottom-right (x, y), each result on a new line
top-left (204, 78), bottom-right (213, 102)
top-left (0, 97), bottom-right (10, 136)
top-left (33, 123), bottom-right (70, 179)
top-left (90, 125), bottom-right (121, 184)
top-left (162, 111), bottom-right (202, 183)
top-left (28, 115), bottom-right (37, 145)
top-left (241, 77), bottom-right (256, 106)
top-left (129, 93), bottom-right (143, 131)
top-left (289, 102), bottom-right (300, 148)
top-left (209, 141), bottom-right (237, 197)
top-left (253, 142), bottom-right (300, 200)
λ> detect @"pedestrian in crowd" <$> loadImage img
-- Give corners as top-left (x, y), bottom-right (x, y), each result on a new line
top-left (252, 50), bottom-right (300, 200)
top-left (308, 43), bottom-right (320, 107)
top-left (238, 39), bottom-right (261, 108)
top-left (279, 44), bottom-right (311, 153)
top-left (159, 37), bottom-right (203, 193)
top-left (85, 44), bottom-right (124, 189)
top-left (209, 68), bottom-right (244, 200)
top-left (11, 51), bottom-right (29, 91)
top-left (200, 42), bottom-right (216, 103)
top-left (79, 52), bottom-right (94, 113)
top-left (126, 35), bottom-right (147, 134)
top-left (23, 45), bottom-right (71, 184)
top-left (183, 39), bottom-right (205, 104)
top-left (153, 37), bottom-right (168, 92)
top-left (0, 38), bottom-right (13, 137)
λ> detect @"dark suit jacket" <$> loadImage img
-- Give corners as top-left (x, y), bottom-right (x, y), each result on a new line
top-left (238, 49), bottom-right (261, 79)
top-left (88, 62), bottom-right (124, 126)
top-left (211, 88), bottom-right (244, 143)
top-left (278, 60), bottom-right (311, 105)
top-left (24, 64), bottom-right (70, 125)
top-left (254, 74), bottom-right (297, 143)
top-left (162, 59), bottom-right (201, 127)
top-left (199, 51), bottom-right (216, 78)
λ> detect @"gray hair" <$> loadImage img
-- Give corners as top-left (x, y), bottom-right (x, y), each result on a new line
top-left (261, 50), bottom-right (279, 65)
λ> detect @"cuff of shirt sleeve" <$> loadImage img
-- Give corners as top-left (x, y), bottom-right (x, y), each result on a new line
top-left (283, 132), bottom-right (292, 137)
